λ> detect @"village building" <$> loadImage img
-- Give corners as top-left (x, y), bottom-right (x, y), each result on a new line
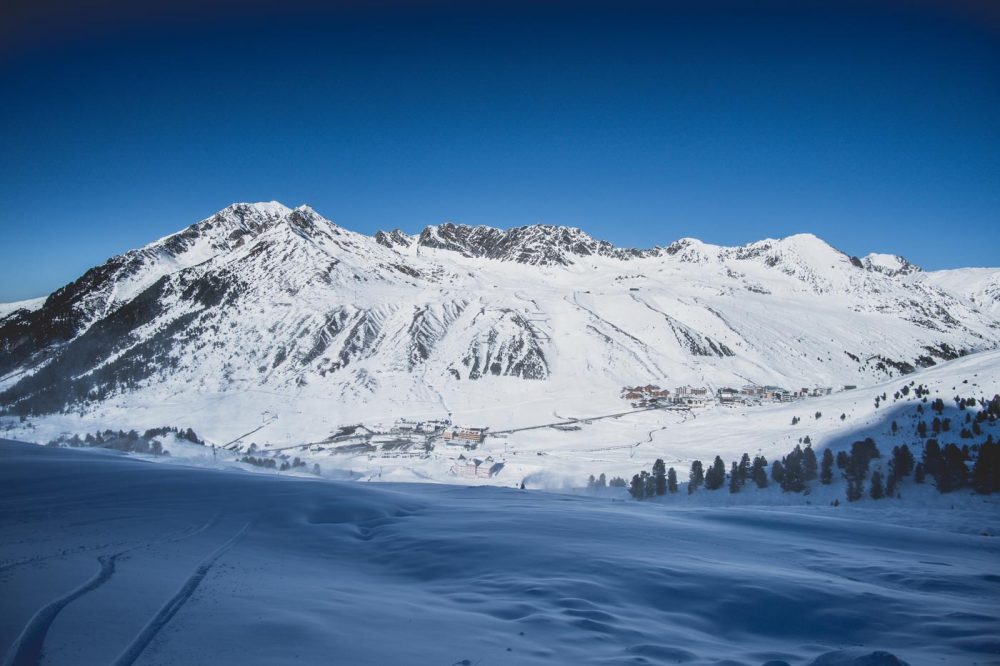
top-left (443, 426), bottom-right (489, 444)
top-left (621, 384), bottom-right (671, 406)
top-left (417, 420), bottom-right (450, 434)
top-left (762, 386), bottom-right (793, 401)
top-left (390, 419), bottom-right (418, 434)
top-left (451, 455), bottom-right (504, 478)
top-left (717, 387), bottom-right (740, 404)
top-left (675, 385), bottom-right (709, 406)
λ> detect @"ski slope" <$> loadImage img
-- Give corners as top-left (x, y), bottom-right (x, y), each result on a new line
top-left (1, 440), bottom-right (996, 666)
top-left (8, 346), bottom-right (1000, 490)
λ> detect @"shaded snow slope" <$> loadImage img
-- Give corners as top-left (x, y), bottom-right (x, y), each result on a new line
top-left (1, 441), bottom-right (996, 666)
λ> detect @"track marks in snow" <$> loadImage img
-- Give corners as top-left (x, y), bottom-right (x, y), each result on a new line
top-left (1, 512), bottom-right (222, 666)
top-left (2, 554), bottom-right (119, 666)
top-left (110, 521), bottom-right (251, 666)
top-left (568, 294), bottom-right (666, 378)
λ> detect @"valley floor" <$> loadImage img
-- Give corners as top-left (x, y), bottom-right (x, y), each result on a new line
top-left (1, 440), bottom-right (998, 666)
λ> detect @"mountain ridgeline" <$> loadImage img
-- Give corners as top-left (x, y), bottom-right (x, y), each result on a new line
top-left (1, 201), bottom-right (998, 419)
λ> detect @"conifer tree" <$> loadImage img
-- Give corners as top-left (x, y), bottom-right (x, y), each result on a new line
top-left (937, 443), bottom-right (967, 492)
top-left (771, 459), bottom-right (785, 487)
top-left (652, 458), bottom-right (667, 496)
top-left (705, 456), bottom-right (726, 490)
top-left (923, 439), bottom-right (944, 486)
top-left (870, 470), bottom-right (884, 499)
top-left (820, 448), bottom-right (834, 485)
top-left (971, 436), bottom-right (998, 494)
top-left (629, 474), bottom-right (644, 499)
top-left (738, 453), bottom-right (751, 484)
top-left (643, 470), bottom-right (656, 498)
top-left (667, 467), bottom-right (678, 493)
top-left (836, 450), bottom-right (849, 470)
top-left (728, 461), bottom-right (741, 493)
top-left (803, 444), bottom-right (818, 482)
top-left (894, 444), bottom-right (915, 478)
top-left (843, 438), bottom-right (881, 502)
top-left (752, 455), bottom-right (769, 488)
top-left (598, 473), bottom-right (607, 489)
top-left (781, 445), bottom-right (805, 492)
top-left (846, 475), bottom-right (864, 502)
top-left (688, 460), bottom-right (704, 494)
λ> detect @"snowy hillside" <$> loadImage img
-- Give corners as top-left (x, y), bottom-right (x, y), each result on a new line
top-left (2, 440), bottom-right (996, 666)
top-left (1, 202), bottom-right (998, 485)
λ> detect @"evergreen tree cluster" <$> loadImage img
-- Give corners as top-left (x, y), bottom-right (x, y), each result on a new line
top-left (771, 444), bottom-right (817, 492)
top-left (917, 438), bottom-right (972, 493)
top-left (971, 436), bottom-right (1000, 494)
top-left (704, 456), bottom-right (726, 490)
top-left (240, 455), bottom-right (278, 469)
top-left (45, 426), bottom-right (211, 456)
top-left (240, 454), bottom-right (308, 471)
top-left (884, 444), bottom-right (914, 496)
top-left (586, 473), bottom-right (608, 490)
top-left (584, 474), bottom-right (625, 488)
top-left (843, 437), bottom-right (881, 501)
top-left (628, 458), bottom-right (679, 499)
top-left (607, 389), bottom-right (1000, 502)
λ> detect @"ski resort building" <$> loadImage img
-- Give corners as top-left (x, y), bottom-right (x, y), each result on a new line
top-left (717, 387), bottom-right (740, 404)
top-left (443, 426), bottom-right (489, 444)
top-left (391, 420), bottom-right (418, 434)
top-left (621, 385), bottom-right (672, 406)
top-left (762, 386), bottom-right (793, 401)
top-left (675, 386), bottom-right (709, 406)
top-left (418, 420), bottom-right (451, 433)
top-left (451, 456), bottom-right (504, 478)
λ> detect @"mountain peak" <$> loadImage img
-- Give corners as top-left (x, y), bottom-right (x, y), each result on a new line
top-left (220, 201), bottom-right (291, 217)
top-left (410, 221), bottom-right (653, 265)
top-left (863, 252), bottom-right (920, 276)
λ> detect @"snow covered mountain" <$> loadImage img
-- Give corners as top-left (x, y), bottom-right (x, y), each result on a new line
top-left (1, 202), bottom-right (998, 447)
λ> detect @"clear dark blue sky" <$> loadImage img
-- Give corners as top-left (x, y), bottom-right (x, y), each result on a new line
top-left (1, 0), bottom-right (998, 301)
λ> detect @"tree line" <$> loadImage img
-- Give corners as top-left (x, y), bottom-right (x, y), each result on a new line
top-left (612, 391), bottom-right (1000, 502)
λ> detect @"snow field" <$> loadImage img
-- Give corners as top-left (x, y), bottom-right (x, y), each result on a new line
top-left (1, 441), bottom-right (997, 665)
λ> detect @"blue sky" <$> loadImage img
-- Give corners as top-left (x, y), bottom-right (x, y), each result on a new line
top-left (1, 0), bottom-right (998, 301)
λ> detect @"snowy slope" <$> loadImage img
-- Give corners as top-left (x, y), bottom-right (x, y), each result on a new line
top-left (0, 297), bottom-right (45, 319)
top-left (1, 440), bottom-right (996, 666)
top-left (0, 202), bottom-right (998, 485)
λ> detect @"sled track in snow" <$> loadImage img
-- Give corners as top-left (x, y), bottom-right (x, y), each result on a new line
top-left (1, 512), bottom-right (223, 666)
top-left (2, 554), bottom-right (119, 666)
top-left (110, 521), bottom-right (251, 666)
